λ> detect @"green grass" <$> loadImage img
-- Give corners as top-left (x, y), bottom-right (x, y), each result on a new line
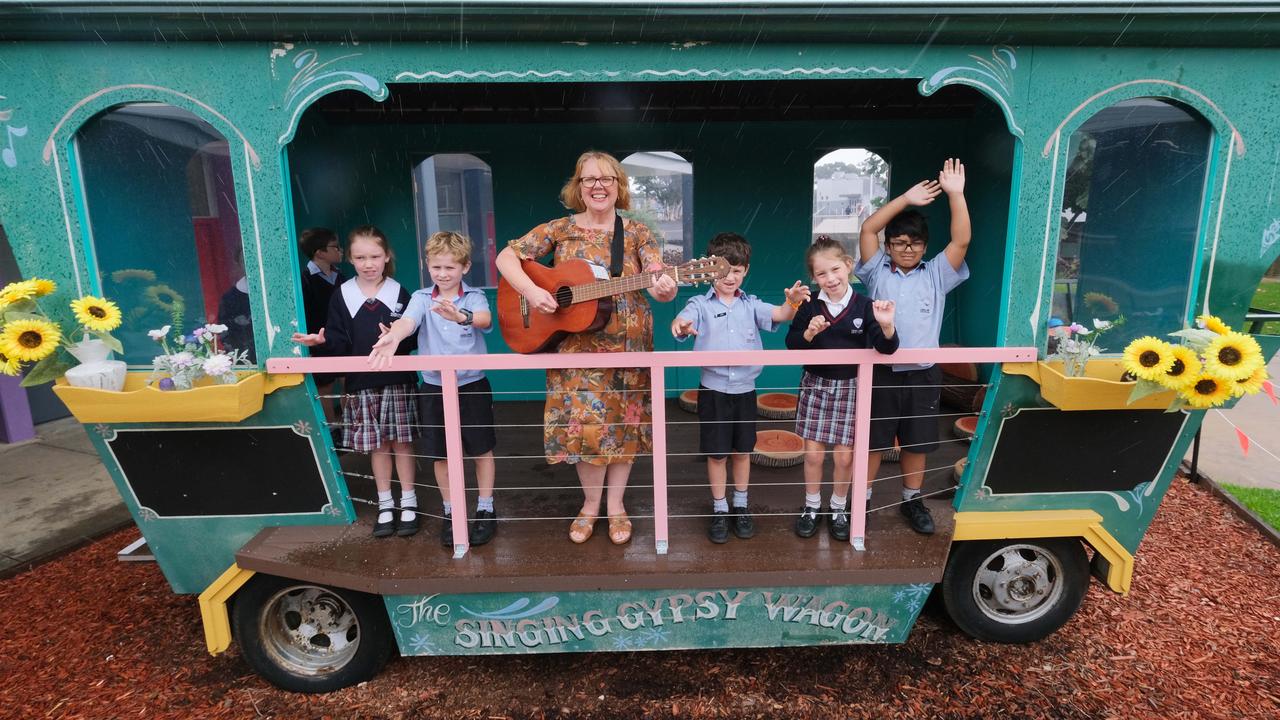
top-left (1251, 278), bottom-right (1280, 335)
top-left (1221, 483), bottom-right (1280, 530)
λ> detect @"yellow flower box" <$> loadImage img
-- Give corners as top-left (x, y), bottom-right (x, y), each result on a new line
top-left (52, 371), bottom-right (303, 423)
top-left (1003, 359), bottom-right (1175, 411)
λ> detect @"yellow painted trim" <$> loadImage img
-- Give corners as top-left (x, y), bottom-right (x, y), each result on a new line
top-left (263, 372), bottom-right (304, 394)
top-left (197, 564), bottom-right (256, 656)
top-left (1003, 359), bottom-right (1175, 411)
top-left (52, 371), bottom-right (297, 423)
top-left (953, 510), bottom-right (1133, 595)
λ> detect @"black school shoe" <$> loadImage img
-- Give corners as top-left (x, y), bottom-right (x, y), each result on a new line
top-left (441, 512), bottom-right (457, 547)
top-left (470, 509), bottom-right (497, 546)
top-left (828, 508), bottom-right (850, 541)
top-left (396, 506), bottom-right (420, 537)
top-left (708, 511), bottom-right (730, 544)
top-left (795, 506), bottom-right (820, 538)
top-left (730, 505), bottom-right (755, 539)
top-left (901, 498), bottom-right (936, 535)
top-left (372, 510), bottom-right (396, 538)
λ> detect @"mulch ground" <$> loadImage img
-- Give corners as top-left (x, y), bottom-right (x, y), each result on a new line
top-left (1, 479), bottom-right (1277, 720)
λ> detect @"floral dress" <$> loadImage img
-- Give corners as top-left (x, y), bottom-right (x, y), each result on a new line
top-left (508, 216), bottom-right (662, 465)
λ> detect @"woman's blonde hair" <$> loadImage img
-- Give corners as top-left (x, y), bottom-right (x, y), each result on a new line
top-left (559, 151), bottom-right (631, 212)
top-left (424, 231), bottom-right (472, 266)
top-left (348, 225), bottom-right (395, 277)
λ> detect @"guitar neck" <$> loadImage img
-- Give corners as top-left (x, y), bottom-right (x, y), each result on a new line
top-left (570, 268), bottom-right (676, 303)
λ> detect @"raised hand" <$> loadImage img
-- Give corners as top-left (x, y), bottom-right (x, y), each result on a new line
top-left (671, 317), bottom-right (698, 338)
top-left (903, 180), bottom-right (942, 207)
top-left (872, 299), bottom-right (896, 327)
top-left (804, 314), bottom-right (831, 341)
top-left (290, 327), bottom-right (325, 347)
top-left (938, 158), bottom-right (966, 195)
top-left (431, 298), bottom-right (465, 323)
top-left (783, 280), bottom-right (811, 306)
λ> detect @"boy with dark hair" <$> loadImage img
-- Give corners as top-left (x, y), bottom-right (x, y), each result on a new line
top-left (672, 232), bottom-right (810, 543)
top-left (298, 227), bottom-right (347, 429)
top-left (855, 158), bottom-right (970, 535)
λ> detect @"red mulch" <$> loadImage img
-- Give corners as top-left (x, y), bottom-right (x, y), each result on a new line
top-left (1, 480), bottom-right (1277, 720)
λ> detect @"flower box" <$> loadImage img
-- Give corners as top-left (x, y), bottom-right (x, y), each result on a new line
top-left (52, 371), bottom-right (303, 423)
top-left (1003, 359), bottom-right (1175, 411)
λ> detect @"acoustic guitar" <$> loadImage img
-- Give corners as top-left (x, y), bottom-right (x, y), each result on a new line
top-left (497, 255), bottom-right (729, 353)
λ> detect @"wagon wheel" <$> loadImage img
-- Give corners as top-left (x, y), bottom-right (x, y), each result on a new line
top-left (232, 574), bottom-right (394, 693)
top-left (941, 538), bottom-right (1089, 643)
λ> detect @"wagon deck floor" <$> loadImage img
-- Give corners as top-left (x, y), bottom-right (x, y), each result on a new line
top-left (236, 400), bottom-right (967, 595)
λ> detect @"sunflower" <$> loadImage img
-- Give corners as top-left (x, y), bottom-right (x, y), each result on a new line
top-left (1181, 372), bottom-right (1235, 409)
top-left (0, 279), bottom-right (39, 306)
top-left (0, 351), bottom-right (20, 377)
top-left (111, 268), bottom-right (157, 283)
top-left (1233, 366), bottom-right (1269, 397)
top-left (70, 295), bottom-right (122, 333)
top-left (145, 284), bottom-right (183, 312)
top-left (1202, 331), bottom-right (1264, 381)
top-left (1156, 345), bottom-right (1201, 391)
top-left (1122, 337), bottom-right (1176, 381)
top-left (1083, 292), bottom-right (1119, 316)
top-left (0, 318), bottom-right (61, 363)
top-left (1196, 314), bottom-right (1230, 334)
top-left (32, 278), bottom-right (57, 297)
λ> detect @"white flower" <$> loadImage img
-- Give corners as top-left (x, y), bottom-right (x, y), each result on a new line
top-left (1093, 319), bottom-right (1113, 330)
top-left (204, 323), bottom-right (228, 335)
top-left (202, 353), bottom-right (233, 377)
top-left (170, 351), bottom-right (196, 368)
top-left (148, 325), bottom-right (172, 340)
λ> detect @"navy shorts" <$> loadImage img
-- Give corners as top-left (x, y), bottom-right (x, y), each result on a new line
top-left (418, 377), bottom-right (498, 460)
top-left (869, 365), bottom-right (942, 454)
top-left (697, 387), bottom-right (758, 459)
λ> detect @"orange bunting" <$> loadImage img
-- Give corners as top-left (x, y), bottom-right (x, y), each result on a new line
top-left (1235, 427), bottom-right (1250, 456)
top-left (1263, 380), bottom-right (1277, 405)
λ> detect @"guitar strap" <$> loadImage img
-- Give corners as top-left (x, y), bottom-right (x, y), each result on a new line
top-left (609, 213), bottom-right (626, 278)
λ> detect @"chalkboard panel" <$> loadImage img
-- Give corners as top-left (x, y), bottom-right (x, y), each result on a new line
top-left (108, 427), bottom-right (330, 517)
top-left (984, 408), bottom-right (1187, 496)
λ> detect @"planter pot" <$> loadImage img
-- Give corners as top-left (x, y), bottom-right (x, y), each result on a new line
top-left (1003, 359), bottom-right (1175, 411)
top-left (63, 339), bottom-right (127, 391)
top-left (52, 371), bottom-right (303, 423)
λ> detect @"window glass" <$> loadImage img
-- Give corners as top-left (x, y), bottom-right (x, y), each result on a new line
top-left (813, 149), bottom-right (889, 262)
top-left (622, 151), bottom-right (693, 265)
top-left (1050, 98), bottom-right (1211, 350)
top-left (412, 154), bottom-right (497, 288)
top-left (76, 104), bottom-right (251, 364)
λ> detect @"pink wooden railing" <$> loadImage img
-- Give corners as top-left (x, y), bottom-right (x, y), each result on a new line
top-left (268, 346), bottom-right (1035, 556)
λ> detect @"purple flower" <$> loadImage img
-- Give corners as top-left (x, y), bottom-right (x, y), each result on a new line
top-left (158, 377), bottom-right (176, 391)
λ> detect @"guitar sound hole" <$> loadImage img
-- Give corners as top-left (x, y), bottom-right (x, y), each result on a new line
top-left (554, 287), bottom-right (573, 307)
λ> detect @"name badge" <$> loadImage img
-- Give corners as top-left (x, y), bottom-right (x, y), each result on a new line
top-left (714, 312), bottom-right (727, 318)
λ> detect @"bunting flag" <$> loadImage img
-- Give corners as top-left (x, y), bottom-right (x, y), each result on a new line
top-left (1236, 427), bottom-right (1250, 456)
top-left (1263, 380), bottom-right (1277, 406)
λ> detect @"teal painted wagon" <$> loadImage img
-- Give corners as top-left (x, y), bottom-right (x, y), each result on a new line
top-left (2, 0), bottom-right (1279, 693)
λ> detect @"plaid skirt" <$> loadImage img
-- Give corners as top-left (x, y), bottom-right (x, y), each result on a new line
top-left (341, 383), bottom-right (420, 453)
top-left (795, 371), bottom-right (858, 446)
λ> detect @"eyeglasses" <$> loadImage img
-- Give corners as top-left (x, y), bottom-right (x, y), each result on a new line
top-left (326, 244), bottom-right (342, 252)
top-left (887, 240), bottom-right (926, 250)
top-left (579, 176), bottom-right (618, 188)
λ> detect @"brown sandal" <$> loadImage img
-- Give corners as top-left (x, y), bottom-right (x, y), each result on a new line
top-left (608, 512), bottom-right (632, 545)
top-left (569, 512), bottom-right (597, 544)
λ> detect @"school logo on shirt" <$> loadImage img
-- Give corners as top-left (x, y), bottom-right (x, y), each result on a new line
top-left (852, 317), bottom-right (864, 334)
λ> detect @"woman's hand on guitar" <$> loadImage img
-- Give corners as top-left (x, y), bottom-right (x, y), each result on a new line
top-left (647, 264), bottom-right (678, 302)
top-left (671, 317), bottom-right (698, 338)
top-left (523, 285), bottom-right (559, 314)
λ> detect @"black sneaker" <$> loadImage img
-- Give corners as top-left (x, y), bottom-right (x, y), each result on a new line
top-left (828, 508), bottom-right (850, 541)
top-left (708, 511), bottom-right (729, 544)
top-left (730, 505), bottom-right (755, 539)
top-left (901, 498), bottom-right (935, 535)
top-left (396, 506), bottom-right (420, 537)
top-left (795, 506), bottom-right (819, 538)
top-left (441, 512), bottom-right (457, 548)
top-left (372, 510), bottom-right (395, 538)
top-left (470, 509), bottom-right (497, 546)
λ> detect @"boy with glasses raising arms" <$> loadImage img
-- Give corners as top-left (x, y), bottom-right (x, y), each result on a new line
top-left (855, 158), bottom-right (970, 535)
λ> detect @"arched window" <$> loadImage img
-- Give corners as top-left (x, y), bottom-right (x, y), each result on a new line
top-left (1049, 98), bottom-right (1212, 350)
top-left (75, 104), bottom-right (251, 365)
top-left (621, 151), bottom-right (693, 264)
top-left (813, 149), bottom-right (890, 262)
top-left (412, 154), bottom-right (497, 288)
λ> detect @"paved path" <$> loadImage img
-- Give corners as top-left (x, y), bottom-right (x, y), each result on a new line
top-left (1184, 354), bottom-right (1280, 490)
top-left (0, 417), bottom-right (129, 575)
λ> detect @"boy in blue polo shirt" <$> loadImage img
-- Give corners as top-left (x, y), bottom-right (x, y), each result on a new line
top-left (371, 231), bottom-right (498, 548)
top-left (856, 158), bottom-right (970, 535)
top-left (672, 232), bottom-right (811, 543)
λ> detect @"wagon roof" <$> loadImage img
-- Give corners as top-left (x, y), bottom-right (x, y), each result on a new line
top-left (3, 1), bottom-right (1280, 45)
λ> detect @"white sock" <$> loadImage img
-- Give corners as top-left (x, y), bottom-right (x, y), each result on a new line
top-left (377, 490), bottom-right (394, 524)
top-left (400, 490), bottom-right (418, 523)
top-left (712, 496), bottom-right (729, 513)
top-left (805, 492), bottom-right (822, 509)
top-left (442, 500), bottom-right (453, 516)
top-left (830, 494), bottom-right (847, 511)
top-left (477, 495), bottom-right (494, 513)
top-left (903, 487), bottom-right (922, 502)
top-left (732, 490), bottom-right (749, 508)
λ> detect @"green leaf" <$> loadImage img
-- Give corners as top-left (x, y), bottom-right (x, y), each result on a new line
top-left (1168, 328), bottom-right (1216, 350)
top-left (1127, 379), bottom-right (1170, 404)
top-left (1165, 396), bottom-right (1190, 413)
top-left (91, 331), bottom-right (124, 354)
top-left (1, 310), bottom-right (50, 324)
top-left (19, 354), bottom-right (71, 388)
